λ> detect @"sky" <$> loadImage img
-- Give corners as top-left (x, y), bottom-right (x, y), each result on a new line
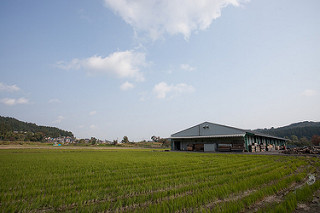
top-left (1, 0), bottom-right (320, 141)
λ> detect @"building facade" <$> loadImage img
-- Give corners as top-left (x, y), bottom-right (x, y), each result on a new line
top-left (170, 122), bottom-right (286, 152)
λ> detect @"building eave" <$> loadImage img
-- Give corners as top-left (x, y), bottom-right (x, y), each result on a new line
top-left (245, 131), bottom-right (286, 141)
top-left (170, 134), bottom-right (246, 139)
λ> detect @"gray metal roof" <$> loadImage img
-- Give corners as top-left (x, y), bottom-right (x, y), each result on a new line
top-left (170, 122), bottom-right (286, 141)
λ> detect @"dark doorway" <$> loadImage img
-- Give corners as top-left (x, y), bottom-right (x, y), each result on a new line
top-left (174, 141), bottom-right (181, 150)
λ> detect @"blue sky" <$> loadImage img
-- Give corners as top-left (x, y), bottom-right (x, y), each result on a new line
top-left (1, 0), bottom-right (319, 141)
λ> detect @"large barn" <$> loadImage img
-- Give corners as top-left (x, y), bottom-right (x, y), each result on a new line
top-left (170, 122), bottom-right (286, 152)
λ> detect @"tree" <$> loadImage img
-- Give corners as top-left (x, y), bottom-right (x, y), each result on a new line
top-left (311, 135), bottom-right (320, 146)
top-left (113, 140), bottom-right (118, 145)
top-left (159, 138), bottom-right (170, 147)
top-left (291, 135), bottom-right (299, 143)
top-left (300, 137), bottom-right (311, 147)
top-left (151, 136), bottom-right (160, 142)
top-left (25, 132), bottom-right (34, 141)
top-left (287, 135), bottom-right (301, 147)
top-left (121, 136), bottom-right (129, 143)
top-left (79, 139), bottom-right (85, 144)
top-left (90, 137), bottom-right (97, 145)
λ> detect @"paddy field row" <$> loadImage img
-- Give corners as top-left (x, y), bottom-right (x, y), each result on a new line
top-left (0, 149), bottom-right (319, 212)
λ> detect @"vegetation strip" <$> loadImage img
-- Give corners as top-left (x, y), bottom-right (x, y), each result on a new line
top-left (0, 149), bottom-right (315, 212)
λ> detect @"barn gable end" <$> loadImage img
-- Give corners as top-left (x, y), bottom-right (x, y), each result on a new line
top-left (171, 122), bottom-right (246, 138)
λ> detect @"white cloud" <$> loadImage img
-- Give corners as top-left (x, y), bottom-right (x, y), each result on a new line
top-left (57, 50), bottom-right (147, 81)
top-left (90, 124), bottom-right (96, 129)
top-left (120, 81), bottom-right (135, 91)
top-left (302, 89), bottom-right (317, 97)
top-left (53, 115), bottom-right (65, 124)
top-left (48, 98), bottom-right (61, 103)
top-left (1, 98), bottom-right (16, 106)
top-left (180, 64), bottom-right (196, 71)
top-left (0, 82), bottom-right (20, 92)
top-left (56, 59), bottom-right (81, 70)
top-left (0, 97), bottom-right (29, 106)
top-left (89, 111), bottom-right (97, 116)
top-left (104, 0), bottom-right (242, 40)
top-left (153, 82), bottom-right (195, 99)
top-left (16, 98), bottom-right (28, 104)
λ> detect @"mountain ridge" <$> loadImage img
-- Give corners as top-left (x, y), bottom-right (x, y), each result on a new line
top-left (255, 121), bottom-right (320, 140)
top-left (0, 116), bottom-right (73, 141)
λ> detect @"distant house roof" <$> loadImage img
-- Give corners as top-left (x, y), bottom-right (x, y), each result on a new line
top-left (170, 122), bottom-right (286, 140)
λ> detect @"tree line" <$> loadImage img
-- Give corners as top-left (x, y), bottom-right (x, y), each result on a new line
top-left (0, 116), bottom-right (73, 142)
top-left (256, 121), bottom-right (320, 139)
top-left (255, 121), bottom-right (320, 146)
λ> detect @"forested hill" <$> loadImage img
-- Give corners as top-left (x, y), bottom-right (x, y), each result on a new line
top-left (255, 121), bottom-right (320, 140)
top-left (0, 116), bottom-right (73, 140)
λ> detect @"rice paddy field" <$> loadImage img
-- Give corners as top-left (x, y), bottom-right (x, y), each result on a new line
top-left (0, 148), bottom-right (319, 212)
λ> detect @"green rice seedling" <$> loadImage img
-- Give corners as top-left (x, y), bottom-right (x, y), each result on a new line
top-left (0, 149), bottom-right (310, 212)
top-left (259, 179), bottom-right (320, 213)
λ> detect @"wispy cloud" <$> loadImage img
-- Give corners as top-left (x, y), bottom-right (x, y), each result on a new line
top-left (153, 82), bottom-right (194, 99)
top-left (104, 0), bottom-right (243, 40)
top-left (120, 81), bottom-right (135, 91)
top-left (0, 82), bottom-right (20, 92)
top-left (180, 64), bottom-right (196, 72)
top-left (302, 89), bottom-right (317, 97)
top-left (57, 50), bottom-right (147, 82)
top-left (53, 115), bottom-right (65, 124)
top-left (48, 98), bottom-right (61, 103)
top-left (89, 111), bottom-right (97, 116)
top-left (0, 97), bottom-right (29, 106)
top-left (90, 124), bottom-right (96, 129)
